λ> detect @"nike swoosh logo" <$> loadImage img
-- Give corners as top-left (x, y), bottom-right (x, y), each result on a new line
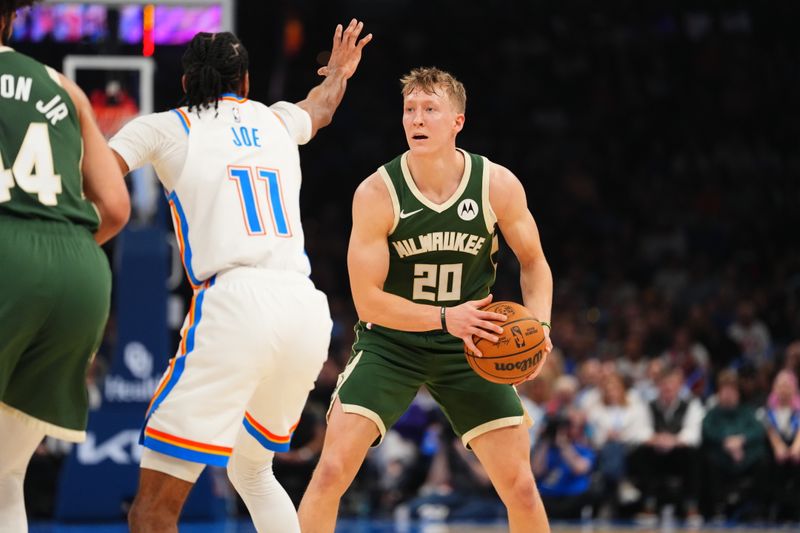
top-left (399, 208), bottom-right (423, 219)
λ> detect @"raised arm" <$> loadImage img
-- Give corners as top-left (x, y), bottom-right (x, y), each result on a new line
top-left (347, 173), bottom-right (505, 356)
top-left (296, 19), bottom-right (372, 139)
top-left (59, 73), bottom-right (130, 244)
top-left (490, 163), bottom-right (553, 353)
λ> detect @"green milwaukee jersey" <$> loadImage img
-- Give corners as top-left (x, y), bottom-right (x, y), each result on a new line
top-left (0, 47), bottom-right (98, 232)
top-left (379, 148), bottom-right (498, 307)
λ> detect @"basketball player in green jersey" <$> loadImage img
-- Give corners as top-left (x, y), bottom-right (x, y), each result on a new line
top-left (299, 67), bottom-right (553, 532)
top-left (0, 2), bottom-right (129, 530)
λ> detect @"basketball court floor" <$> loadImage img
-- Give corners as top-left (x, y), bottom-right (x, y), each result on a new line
top-left (28, 521), bottom-right (798, 533)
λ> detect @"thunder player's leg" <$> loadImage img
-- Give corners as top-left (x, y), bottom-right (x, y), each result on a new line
top-left (227, 278), bottom-right (332, 533)
top-left (128, 457), bottom-right (204, 533)
top-left (470, 425), bottom-right (550, 533)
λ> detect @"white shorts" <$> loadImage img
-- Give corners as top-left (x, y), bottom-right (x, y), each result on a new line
top-left (141, 267), bottom-right (332, 466)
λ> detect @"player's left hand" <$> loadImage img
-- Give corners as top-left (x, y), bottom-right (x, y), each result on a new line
top-left (317, 19), bottom-right (373, 79)
top-left (514, 325), bottom-right (553, 385)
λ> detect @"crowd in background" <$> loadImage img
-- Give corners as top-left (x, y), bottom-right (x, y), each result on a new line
top-left (16, 1), bottom-right (800, 526)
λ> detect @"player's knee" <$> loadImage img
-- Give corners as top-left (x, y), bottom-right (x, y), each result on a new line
top-left (127, 493), bottom-right (180, 532)
top-left (312, 455), bottom-right (353, 494)
top-left (226, 452), bottom-right (275, 492)
top-left (127, 497), bottom-right (153, 532)
top-left (504, 469), bottom-right (538, 512)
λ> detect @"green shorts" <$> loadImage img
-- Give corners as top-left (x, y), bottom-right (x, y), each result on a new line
top-left (332, 322), bottom-right (531, 447)
top-left (0, 216), bottom-right (111, 442)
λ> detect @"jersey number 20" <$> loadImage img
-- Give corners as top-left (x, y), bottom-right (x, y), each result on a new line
top-left (0, 123), bottom-right (62, 206)
top-left (228, 166), bottom-right (291, 237)
top-left (413, 263), bottom-right (463, 302)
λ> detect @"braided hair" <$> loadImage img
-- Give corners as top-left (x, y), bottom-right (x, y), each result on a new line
top-left (181, 32), bottom-right (249, 114)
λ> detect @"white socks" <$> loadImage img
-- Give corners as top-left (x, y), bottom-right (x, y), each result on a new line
top-left (0, 408), bottom-right (46, 533)
top-left (227, 449), bottom-right (299, 533)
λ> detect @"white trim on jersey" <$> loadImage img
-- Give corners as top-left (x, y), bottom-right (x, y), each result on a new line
top-left (399, 148), bottom-right (472, 213)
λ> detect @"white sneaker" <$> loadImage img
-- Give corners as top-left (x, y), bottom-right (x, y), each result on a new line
top-left (617, 480), bottom-right (641, 504)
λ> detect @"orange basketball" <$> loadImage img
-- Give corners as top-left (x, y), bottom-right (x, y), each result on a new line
top-left (465, 301), bottom-right (547, 384)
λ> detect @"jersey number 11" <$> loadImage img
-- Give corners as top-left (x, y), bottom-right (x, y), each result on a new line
top-left (227, 166), bottom-right (291, 237)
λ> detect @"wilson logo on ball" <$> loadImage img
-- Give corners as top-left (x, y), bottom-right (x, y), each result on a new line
top-left (494, 350), bottom-right (543, 372)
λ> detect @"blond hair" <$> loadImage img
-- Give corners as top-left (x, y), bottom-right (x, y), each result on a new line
top-left (400, 67), bottom-right (466, 113)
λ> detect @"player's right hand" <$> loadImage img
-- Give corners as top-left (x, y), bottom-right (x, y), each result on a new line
top-left (444, 294), bottom-right (507, 357)
top-left (317, 19), bottom-right (372, 80)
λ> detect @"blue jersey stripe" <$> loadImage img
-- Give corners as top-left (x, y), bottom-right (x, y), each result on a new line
top-left (168, 191), bottom-right (202, 287)
top-left (185, 283), bottom-right (210, 353)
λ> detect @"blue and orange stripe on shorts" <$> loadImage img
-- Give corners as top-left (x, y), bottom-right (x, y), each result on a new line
top-left (141, 277), bottom-right (221, 464)
top-left (143, 427), bottom-right (232, 466)
top-left (243, 412), bottom-right (299, 453)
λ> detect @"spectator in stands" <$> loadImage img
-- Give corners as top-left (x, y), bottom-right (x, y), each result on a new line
top-left (632, 357), bottom-right (664, 405)
top-left (631, 367), bottom-right (704, 525)
top-left (781, 341), bottom-right (800, 378)
top-left (760, 370), bottom-right (800, 522)
top-left (518, 371), bottom-right (554, 448)
top-left (549, 375), bottom-right (580, 414)
top-left (660, 326), bottom-right (710, 397)
top-left (738, 363), bottom-right (770, 408)
top-left (616, 333), bottom-right (649, 386)
top-left (585, 372), bottom-right (649, 516)
top-left (576, 358), bottom-right (602, 409)
top-left (727, 300), bottom-right (772, 366)
top-left (532, 407), bottom-right (595, 520)
top-left (702, 371), bottom-right (768, 521)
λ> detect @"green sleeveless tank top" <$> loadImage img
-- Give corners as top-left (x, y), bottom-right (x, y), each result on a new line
top-left (379, 148), bottom-right (498, 306)
top-left (0, 47), bottom-right (99, 231)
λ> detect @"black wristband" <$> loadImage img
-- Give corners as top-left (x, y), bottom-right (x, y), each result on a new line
top-left (440, 306), bottom-right (448, 333)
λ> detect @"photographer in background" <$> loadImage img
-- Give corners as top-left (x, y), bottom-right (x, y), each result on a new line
top-left (532, 407), bottom-right (595, 520)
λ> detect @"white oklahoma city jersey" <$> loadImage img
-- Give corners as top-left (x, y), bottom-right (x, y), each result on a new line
top-left (111, 95), bottom-right (312, 287)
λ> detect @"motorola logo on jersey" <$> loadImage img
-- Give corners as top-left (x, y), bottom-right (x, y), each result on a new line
top-left (457, 199), bottom-right (479, 221)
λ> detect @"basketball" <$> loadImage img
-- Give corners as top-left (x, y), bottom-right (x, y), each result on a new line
top-left (465, 301), bottom-right (547, 384)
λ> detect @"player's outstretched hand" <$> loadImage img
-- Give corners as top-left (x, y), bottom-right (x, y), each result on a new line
top-left (444, 294), bottom-right (507, 357)
top-left (317, 19), bottom-right (372, 80)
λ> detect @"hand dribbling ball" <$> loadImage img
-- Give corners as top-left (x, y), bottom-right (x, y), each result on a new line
top-left (465, 301), bottom-right (547, 384)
